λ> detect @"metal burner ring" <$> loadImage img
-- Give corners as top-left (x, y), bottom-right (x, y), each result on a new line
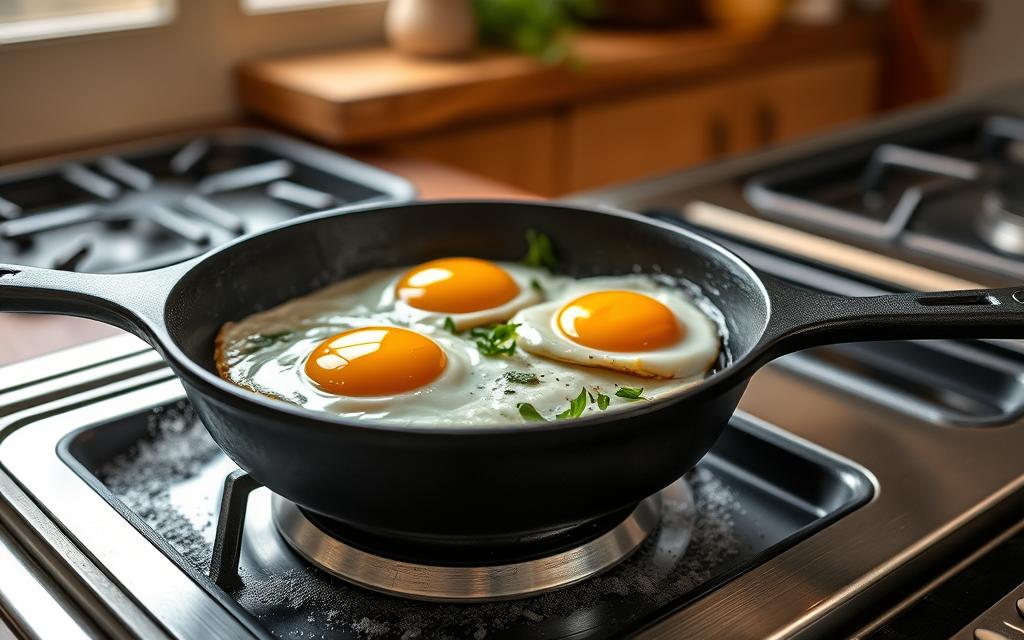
top-left (272, 493), bottom-right (662, 602)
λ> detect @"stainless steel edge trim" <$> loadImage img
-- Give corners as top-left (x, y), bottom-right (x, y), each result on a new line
top-left (0, 350), bottom-right (166, 417)
top-left (0, 379), bottom-right (258, 640)
top-left (0, 335), bottom-right (149, 398)
top-left (0, 523), bottom-right (97, 640)
top-left (272, 493), bottom-right (662, 603)
top-left (851, 519), bottom-right (1024, 638)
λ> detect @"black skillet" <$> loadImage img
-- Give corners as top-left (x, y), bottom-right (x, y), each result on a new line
top-left (2, 200), bottom-right (1023, 547)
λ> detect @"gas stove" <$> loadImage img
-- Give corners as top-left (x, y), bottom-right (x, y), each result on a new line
top-left (5, 88), bottom-right (1024, 639)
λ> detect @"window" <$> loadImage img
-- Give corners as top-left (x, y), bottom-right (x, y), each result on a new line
top-left (240, 0), bottom-right (381, 16)
top-left (0, 0), bottom-right (174, 45)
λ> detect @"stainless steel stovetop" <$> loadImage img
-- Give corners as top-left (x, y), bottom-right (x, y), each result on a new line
top-left (4, 88), bottom-right (1024, 639)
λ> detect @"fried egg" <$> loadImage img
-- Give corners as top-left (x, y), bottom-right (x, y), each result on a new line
top-left (382, 257), bottom-right (543, 330)
top-left (215, 263), bottom-right (723, 426)
top-left (512, 275), bottom-right (720, 379)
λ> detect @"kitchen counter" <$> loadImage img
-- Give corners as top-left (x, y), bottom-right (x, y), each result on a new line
top-left (0, 154), bottom-right (536, 367)
top-left (237, 1), bottom-right (977, 146)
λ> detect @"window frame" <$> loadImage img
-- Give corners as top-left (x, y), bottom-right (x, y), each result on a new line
top-left (0, 1), bottom-right (176, 46)
top-left (239, 0), bottom-right (383, 16)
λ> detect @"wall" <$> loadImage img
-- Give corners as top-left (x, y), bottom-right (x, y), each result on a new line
top-left (0, 0), bottom-right (385, 161)
top-left (954, 0), bottom-right (1024, 94)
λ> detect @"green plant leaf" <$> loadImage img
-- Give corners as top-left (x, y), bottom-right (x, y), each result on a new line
top-left (472, 322), bottom-right (520, 356)
top-left (443, 317), bottom-right (458, 334)
top-left (556, 388), bottom-right (589, 419)
top-left (472, 0), bottom-right (600, 65)
top-left (517, 402), bottom-right (547, 422)
top-left (596, 392), bottom-right (610, 410)
top-left (522, 229), bottom-right (558, 270)
top-left (615, 386), bottom-right (647, 400)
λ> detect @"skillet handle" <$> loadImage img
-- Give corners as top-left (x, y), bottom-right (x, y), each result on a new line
top-left (759, 275), bottom-right (1024, 358)
top-left (0, 261), bottom-right (189, 342)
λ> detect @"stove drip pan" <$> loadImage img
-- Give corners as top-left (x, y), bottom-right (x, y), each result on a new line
top-left (49, 390), bottom-right (871, 639)
top-left (272, 492), bottom-right (668, 602)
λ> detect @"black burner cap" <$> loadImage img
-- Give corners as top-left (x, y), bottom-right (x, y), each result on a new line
top-left (991, 175), bottom-right (1024, 218)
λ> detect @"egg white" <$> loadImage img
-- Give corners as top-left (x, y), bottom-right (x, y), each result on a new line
top-left (379, 262), bottom-right (547, 330)
top-left (511, 276), bottom-right (721, 379)
top-left (215, 268), bottom-right (723, 426)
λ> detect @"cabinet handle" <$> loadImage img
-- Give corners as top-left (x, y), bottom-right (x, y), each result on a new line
top-left (755, 101), bottom-right (777, 145)
top-left (709, 113), bottom-right (729, 157)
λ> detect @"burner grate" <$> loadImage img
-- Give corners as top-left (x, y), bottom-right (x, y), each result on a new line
top-left (744, 113), bottom-right (1024, 279)
top-left (0, 129), bottom-right (414, 273)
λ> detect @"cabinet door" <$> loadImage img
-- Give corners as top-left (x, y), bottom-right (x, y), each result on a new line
top-left (743, 50), bottom-right (880, 145)
top-left (381, 114), bottom-right (561, 196)
top-left (564, 51), bottom-right (880, 193)
top-left (565, 82), bottom-right (743, 193)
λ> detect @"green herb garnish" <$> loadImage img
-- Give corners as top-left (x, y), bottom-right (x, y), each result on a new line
top-left (471, 322), bottom-right (520, 356)
top-left (595, 392), bottom-right (610, 410)
top-left (522, 229), bottom-right (558, 270)
top-left (529, 278), bottom-right (545, 294)
top-left (443, 317), bottom-right (458, 334)
top-left (517, 402), bottom-right (548, 422)
top-left (615, 386), bottom-right (647, 400)
top-left (556, 388), bottom-right (589, 420)
top-left (243, 330), bottom-right (295, 353)
top-left (504, 371), bottom-right (540, 385)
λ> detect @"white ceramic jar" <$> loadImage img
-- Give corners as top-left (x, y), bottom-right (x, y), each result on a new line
top-left (385, 0), bottom-right (477, 58)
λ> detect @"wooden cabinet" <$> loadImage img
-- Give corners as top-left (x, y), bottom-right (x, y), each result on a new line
top-left (744, 50), bottom-right (879, 145)
top-left (239, 4), bottom-right (976, 195)
top-left (565, 82), bottom-right (741, 192)
top-left (378, 51), bottom-right (881, 195)
top-left (381, 114), bottom-right (562, 196)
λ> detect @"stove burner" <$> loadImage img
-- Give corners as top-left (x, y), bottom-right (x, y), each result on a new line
top-left (742, 112), bottom-right (1024, 279)
top-left (0, 130), bottom-right (413, 273)
top-left (272, 492), bottom-right (666, 602)
top-left (979, 179), bottom-right (1024, 255)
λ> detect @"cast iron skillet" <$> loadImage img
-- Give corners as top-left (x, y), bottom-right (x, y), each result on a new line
top-left (2, 200), bottom-right (1023, 547)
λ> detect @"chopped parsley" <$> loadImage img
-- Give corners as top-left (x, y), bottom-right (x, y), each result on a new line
top-left (471, 322), bottom-right (520, 356)
top-left (517, 403), bottom-right (547, 422)
top-left (503, 371), bottom-right (540, 385)
top-left (615, 386), bottom-right (647, 400)
top-left (518, 387), bottom-right (612, 422)
top-left (529, 278), bottom-right (545, 294)
top-left (443, 316), bottom-right (458, 334)
top-left (522, 229), bottom-right (558, 270)
top-left (556, 388), bottom-right (589, 420)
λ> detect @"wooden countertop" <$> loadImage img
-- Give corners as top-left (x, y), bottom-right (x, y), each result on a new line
top-left (237, 1), bottom-right (977, 145)
top-left (0, 156), bottom-right (536, 367)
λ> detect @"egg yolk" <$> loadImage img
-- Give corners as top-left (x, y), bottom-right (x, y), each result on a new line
top-left (305, 327), bottom-right (446, 396)
top-left (396, 257), bottom-right (519, 313)
top-left (557, 291), bottom-right (684, 353)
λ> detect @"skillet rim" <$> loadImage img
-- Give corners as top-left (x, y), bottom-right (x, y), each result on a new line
top-left (158, 198), bottom-right (771, 435)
